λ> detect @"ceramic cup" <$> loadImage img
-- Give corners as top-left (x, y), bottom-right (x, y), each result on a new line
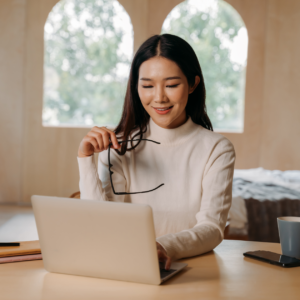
top-left (277, 216), bottom-right (300, 259)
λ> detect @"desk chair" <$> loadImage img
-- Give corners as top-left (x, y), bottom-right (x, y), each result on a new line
top-left (70, 191), bottom-right (80, 199)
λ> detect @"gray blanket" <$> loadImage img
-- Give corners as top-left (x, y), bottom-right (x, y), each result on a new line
top-left (232, 178), bottom-right (300, 201)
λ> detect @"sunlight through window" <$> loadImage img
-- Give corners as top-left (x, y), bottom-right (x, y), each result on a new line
top-left (43, 0), bottom-right (133, 127)
top-left (162, 0), bottom-right (248, 132)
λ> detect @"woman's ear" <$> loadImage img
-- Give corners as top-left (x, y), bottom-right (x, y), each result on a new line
top-left (188, 76), bottom-right (201, 94)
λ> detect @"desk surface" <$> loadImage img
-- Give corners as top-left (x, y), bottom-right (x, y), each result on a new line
top-left (1, 240), bottom-right (299, 300)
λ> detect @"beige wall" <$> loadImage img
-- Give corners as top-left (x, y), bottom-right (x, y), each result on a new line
top-left (0, 0), bottom-right (26, 204)
top-left (223, 0), bottom-right (300, 171)
top-left (0, 0), bottom-right (300, 204)
top-left (259, 0), bottom-right (300, 170)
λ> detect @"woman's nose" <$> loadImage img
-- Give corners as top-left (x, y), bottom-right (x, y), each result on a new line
top-left (154, 86), bottom-right (167, 103)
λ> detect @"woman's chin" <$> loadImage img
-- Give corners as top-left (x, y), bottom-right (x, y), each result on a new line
top-left (151, 115), bottom-right (180, 129)
top-left (151, 109), bottom-right (187, 129)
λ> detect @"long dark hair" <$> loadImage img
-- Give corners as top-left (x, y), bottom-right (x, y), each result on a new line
top-left (115, 33), bottom-right (213, 155)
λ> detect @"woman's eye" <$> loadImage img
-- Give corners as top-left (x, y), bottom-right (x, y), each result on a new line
top-left (167, 84), bottom-right (179, 88)
top-left (142, 86), bottom-right (153, 88)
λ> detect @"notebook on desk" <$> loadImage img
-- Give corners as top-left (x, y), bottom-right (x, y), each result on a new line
top-left (0, 241), bottom-right (42, 264)
top-left (0, 240), bottom-right (41, 258)
top-left (31, 195), bottom-right (187, 285)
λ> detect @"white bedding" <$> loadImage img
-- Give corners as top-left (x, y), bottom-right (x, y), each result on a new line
top-left (233, 168), bottom-right (300, 193)
top-left (228, 168), bottom-right (300, 234)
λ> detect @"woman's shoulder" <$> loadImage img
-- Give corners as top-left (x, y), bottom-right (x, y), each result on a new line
top-left (194, 123), bottom-right (235, 153)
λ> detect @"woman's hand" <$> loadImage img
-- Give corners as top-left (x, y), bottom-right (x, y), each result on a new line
top-left (78, 126), bottom-right (121, 158)
top-left (156, 242), bottom-right (172, 270)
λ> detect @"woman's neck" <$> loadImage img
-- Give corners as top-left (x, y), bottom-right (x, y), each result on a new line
top-left (148, 114), bottom-right (197, 146)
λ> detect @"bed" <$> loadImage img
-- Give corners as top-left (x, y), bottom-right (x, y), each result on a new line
top-left (226, 168), bottom-right (300, 242)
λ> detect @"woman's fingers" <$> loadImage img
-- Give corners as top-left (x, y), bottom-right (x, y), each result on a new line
top-left (85, 136), bottom-right (99, 153)
top-left (157, 249), bottom-right (172, 270)
top-left (91, 127), bottom-right (120, 150)
top-left (165, 256), bottom-right (172, 270)
top-left (101, 130), bottom-right (111, 150)
top-left (107, 130), bottom-right (121, 149)
top-left (78, 126), bottom-right (121, 157)
top-left (156, 242), bottom-right (172, 270)
top-left (88, 131), bottom-right (104, 152)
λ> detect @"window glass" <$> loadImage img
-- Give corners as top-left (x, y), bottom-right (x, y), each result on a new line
top-left (162, 0), bottom-right (248, 131)
top-left (43, 0), bottom-right (133, 126)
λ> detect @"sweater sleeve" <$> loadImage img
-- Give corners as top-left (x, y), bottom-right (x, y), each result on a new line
top-left (156, 137), bottom-right (235, 260)
top-left (77, 149), bottom-right (126, 202)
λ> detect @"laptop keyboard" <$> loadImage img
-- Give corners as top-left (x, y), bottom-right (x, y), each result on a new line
top-left (159, 268), bottom-right (177, 279)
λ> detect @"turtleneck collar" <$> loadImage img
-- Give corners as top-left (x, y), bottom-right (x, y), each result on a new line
top-left (147, 116), bottom-right (199, 146)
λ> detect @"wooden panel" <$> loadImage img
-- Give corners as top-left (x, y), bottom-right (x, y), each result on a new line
top-left (119, 0), bottom-right (149, 52)
top-left (0, 0), bottom-right (26, 203)
top-left (260, 0), bottom-right (300, 170)
top-left (148, 0), bottom-right (183, 36)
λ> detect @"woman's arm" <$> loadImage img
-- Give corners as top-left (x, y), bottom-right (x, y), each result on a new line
top-left (77, 126), bottom-right (125, 202)
top-left (77, 150), bottom-right (126, 202)
top-left (156, 138), bottom-right (235, 261)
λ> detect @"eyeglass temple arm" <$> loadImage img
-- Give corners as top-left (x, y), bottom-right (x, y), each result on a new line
top-left (108, 145), bottom-right (117, 195)
top-left (112, 183), bottom-right (165, 195)
top-left (117, 139), bottom-right (161, 145)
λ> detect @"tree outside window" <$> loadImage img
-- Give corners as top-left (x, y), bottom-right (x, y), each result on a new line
top-left (44, 0), bottom-right (247, 131)
top-left (162, 0), bottom-right (248, 132)
top-left (43, 0), bottom-right (133, 126)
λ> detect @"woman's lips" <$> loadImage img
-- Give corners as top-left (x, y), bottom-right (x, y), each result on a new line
top-left (153, 106), bottom-right (173, 115)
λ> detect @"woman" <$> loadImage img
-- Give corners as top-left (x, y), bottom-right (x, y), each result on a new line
top-left (77, 34), bottom-right (235, 269)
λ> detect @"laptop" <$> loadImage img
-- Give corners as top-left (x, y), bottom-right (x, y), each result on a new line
top-left (31, 195), bottom-right (187, 285)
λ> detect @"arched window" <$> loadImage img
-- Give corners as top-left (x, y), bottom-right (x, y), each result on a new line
top-left (43, 0), bottom-right (133, 126)
top-left (162, 0), bottom-right (248, 132)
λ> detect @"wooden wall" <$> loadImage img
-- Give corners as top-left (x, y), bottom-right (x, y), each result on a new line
top-left (0, 0), bottom-right (300, 203)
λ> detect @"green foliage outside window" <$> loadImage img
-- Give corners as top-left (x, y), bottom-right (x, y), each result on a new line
top-left (162, 0), bottom-right (247, 131)
top-left (44, 0), bottom-right (247, 131)
top-left (44, 0), bottom-right (133, 126)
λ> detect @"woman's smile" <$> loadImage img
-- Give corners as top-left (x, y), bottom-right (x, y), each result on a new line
top-left (152, 106), bottom-right (174, 114)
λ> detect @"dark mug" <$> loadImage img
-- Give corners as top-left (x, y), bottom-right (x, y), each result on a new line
top-left (277, 217), bottom-right (300, 259)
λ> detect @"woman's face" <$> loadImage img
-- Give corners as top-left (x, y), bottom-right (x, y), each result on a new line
top-left (138, 56), bottom-right (200, 129)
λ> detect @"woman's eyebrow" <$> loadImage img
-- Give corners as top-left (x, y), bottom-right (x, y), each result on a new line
top-left (140, 76), bottom-right (182, 81)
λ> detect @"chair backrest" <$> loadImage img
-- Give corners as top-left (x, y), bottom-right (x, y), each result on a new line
top-left (69, 191), bottom-right (80, 199)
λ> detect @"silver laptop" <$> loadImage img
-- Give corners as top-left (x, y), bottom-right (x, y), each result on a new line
top-left (31, 195), bottom-right (187, 285)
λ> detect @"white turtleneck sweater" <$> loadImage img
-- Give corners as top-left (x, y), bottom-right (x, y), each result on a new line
top-left (77, 117), bottom-right (235, 260)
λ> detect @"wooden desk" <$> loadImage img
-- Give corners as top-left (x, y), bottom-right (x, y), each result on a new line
top-left (1, 240), bottom-right (299, 300)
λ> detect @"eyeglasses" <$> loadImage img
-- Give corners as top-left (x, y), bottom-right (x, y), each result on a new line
top-left (108, 139), bottom-right (165, 195)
